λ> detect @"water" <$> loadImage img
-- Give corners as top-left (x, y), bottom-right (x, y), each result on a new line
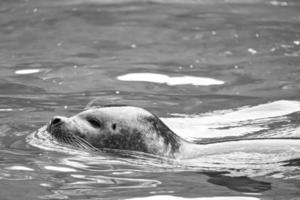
top-left (0, 0), bottom-right (300, 199)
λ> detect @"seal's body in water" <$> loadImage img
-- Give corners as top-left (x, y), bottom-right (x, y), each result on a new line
top-left (47, 105), bottom-right (300, 159)
top-left (47, 106), bottom-right (195, 158)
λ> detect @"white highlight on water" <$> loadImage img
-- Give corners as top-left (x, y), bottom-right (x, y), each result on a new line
top-left (6, 166), bottom-right (34, 171)
top-left (0, 108), bottom-right (14, 112)
top-left (117, 73), bottom-right (224, 86)
top-left (248, 48), bottom-right (257, 54)
top-left (44, 166), bottom-right (77, 172)
top-left (269, 1), bottom-right (288, 6)
top-left (15, 69), bottom-right (41, 75)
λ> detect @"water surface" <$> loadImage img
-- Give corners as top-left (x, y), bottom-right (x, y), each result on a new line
top-left (0, 0), bottom-right (300, 199)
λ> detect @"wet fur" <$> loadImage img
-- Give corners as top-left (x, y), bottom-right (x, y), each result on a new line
top-left (91, 127), bottom-right (148, 152)
top-left (47, 106), bottom-right (182, 157)
top-left (143, 115), bottom-right (181, 153)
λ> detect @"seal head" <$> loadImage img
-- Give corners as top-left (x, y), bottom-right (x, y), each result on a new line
top-left (47, 106), bottom-right (182, 157)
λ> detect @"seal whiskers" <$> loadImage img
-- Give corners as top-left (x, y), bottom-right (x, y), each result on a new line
top-left (72, 135), bottom-right (98, 151)
top-left (53, 132), bottom-right (97, 151)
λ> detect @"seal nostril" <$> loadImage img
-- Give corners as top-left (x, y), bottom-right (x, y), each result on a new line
top-left (52, 117), bottom-right (62, 125)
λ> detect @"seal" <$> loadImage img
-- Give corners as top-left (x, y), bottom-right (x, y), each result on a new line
top-left (46, 105), bottom-right (197, 158)
top-left (46, 105), bottom-right (300, 159)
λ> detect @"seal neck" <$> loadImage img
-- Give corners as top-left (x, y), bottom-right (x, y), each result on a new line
top-left (145, 115), bottom-right (182, 157)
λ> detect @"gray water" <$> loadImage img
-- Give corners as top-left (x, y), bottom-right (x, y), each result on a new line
top-left (0, 0), bottom-right (300, 199)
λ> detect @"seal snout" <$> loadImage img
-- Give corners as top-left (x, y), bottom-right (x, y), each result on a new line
top-left (47, 116), bottom-right (68, 133)
top-left (51, 116), bottom-right (63, 125)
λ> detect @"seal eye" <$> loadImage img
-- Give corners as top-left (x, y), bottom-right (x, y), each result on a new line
top-left (86, 117), bottom-right (101, 128)
top-left (112, 123), bottom-right (117, 130)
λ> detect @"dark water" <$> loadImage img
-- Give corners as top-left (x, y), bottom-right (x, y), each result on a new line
top-left (1, 0), bottom-right (300, 199)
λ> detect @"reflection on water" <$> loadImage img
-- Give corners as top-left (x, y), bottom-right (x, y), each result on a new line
top-left (128, 196), bottom-right (260, 200)
top-left (0, 0), bottom-right (300, 199)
